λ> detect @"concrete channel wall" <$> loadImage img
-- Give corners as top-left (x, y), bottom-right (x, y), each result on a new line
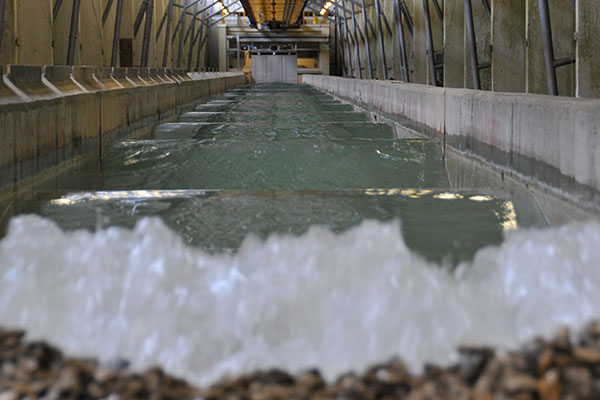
top-left (0, 66), bottom-right (245, 191)
top-left (303, 75), bottom-right (600, 212)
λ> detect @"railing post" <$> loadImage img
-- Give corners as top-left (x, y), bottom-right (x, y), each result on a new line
top-left (361, 0), bottom-right (373, 79)
top-left (422, 0), bottom-right (437, 85)
top-left (374, 0), bottom-right (387, 79)
top-left (66, 0), bottom-right (81, 65)
top-left (393, 0), bottom-right (409, 82)
top-left (464, 0), bottom-right (481, 89)
top-left (538, 0), bottom-right (559, 95)
top-left (111, 0), bottom-right (124, 67)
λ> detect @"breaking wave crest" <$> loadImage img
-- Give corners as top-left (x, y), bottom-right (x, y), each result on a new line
top-left (1, 215), bottom-right (600, 386)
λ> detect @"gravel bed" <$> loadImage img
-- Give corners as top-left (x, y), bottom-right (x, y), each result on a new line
top-left (3, 322), bottom-right (600, 399)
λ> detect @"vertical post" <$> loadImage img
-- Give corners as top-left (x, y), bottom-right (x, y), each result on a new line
top-left (538, 0), bottom-right (558, 95)
top-left (480, 0), bottom-right (491, 18)
top-left (53, 0), bottom-right (65, 21)
top-left (341, 5), bottom-right (354, 76)
top-left (393, 0), bottom-right (409, 82)
top-left (422, 0), bottom-right (437, 85)
top-left (67, 0), bottom-right (81, 65)
top-left (360, 0), bottom-right (373, 79)
top-left (0, 0), bottom-right (5, 55)
top-left (196, 1), bottom-right (207, 71)
top-left (464, 0), bottom-right (480, 89)
top-left (400, 0), bottom-right (413, 34)
top-left (163, 0), bottom-right (173, 67)
top-left (141, 0), bottom-right (155, 67)
top-left (102, 0), bottom-right (115, 26)
top-left (576, 0), bottom-right (600, 98)
top-left (236, 33), bottom-right (241, 70)
top-left (334, 12), bottom-right (347, 75)
top-left (111, 0), bottom-right (124, 67)
top-left (374, 0), bottom-right (387, 79)
top-left (349, 0), bottom-right (362, 78)
top-left (187, 2), bottom-right (199, 70)
top-left (178, 0), bottom-right (188, 68)
top-left (134, 1), bottom-right (149, 37)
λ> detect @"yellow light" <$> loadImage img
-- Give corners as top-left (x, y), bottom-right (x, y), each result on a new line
top-left (319, 8), bottom-right (326, 14)
top-left (433, 192), bottom-right (464, 200)
top-left (498, 201), bottom-right (518, 231)
top-left (469, 195), bottom-right (494, 202)
top-left (324, 1), bottom-right (332, 9)
top-left (217, 1), bottom-right (224, 10)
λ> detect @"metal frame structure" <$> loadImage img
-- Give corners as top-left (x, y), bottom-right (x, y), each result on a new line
top-left (66, 0), bottom-right (81, 65)
top-left (422, 0), bottom-right (442, 86)
top-left (537, 0), bottom-right (575, 96)
top-left (464, 0), bottom-right (490, 90)
top-left (340, 0), bottom-right (354, 77)
top-left (393, 0), bottom-right (409, 82)
top-left (50, 0), bottom-right (241, 71)
top-left (17, 0), bottom-right (578, 93)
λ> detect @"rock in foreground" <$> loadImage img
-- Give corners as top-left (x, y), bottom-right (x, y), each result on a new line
top-left (3, 322), bottom-right (600, 399)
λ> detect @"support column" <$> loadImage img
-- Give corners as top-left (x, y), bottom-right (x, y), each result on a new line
top-left (0, 0), bottom-right (15, 64)
top-left (526, 0), bottom-right (575, 96)
top-left (463, 0), bottom-right (491, 90)
top-left (102, 0), bottom-right (116, 66)
top-left (132, 0), bottom-right (145, 67)
top-left (393, 0), bottom-right (410, 82)
top-left (140, 0), bottom-right (154, 67)
top-left (412, 0), bottom-right (427, 83)
top-left (374, 0), bottom-right (387, 79)
top-left (15, 0), bottom-right (53, 65)
top-left (162, 0), bottom-right (173, 68)
top-left (349, 0), bottom-right (362, 79)
top-left (413, 0), bottom-right (441, 85)
top-left (576, 0), bottom-right (600, 98)
top-left (443, 0), bottom-right (464, 87)
top-left (491, 0), bottom-right (526, 93)
top-left (361, 0), bottom-right (373, 79)
top-left (341, 6), bottom-right (353, 76)
top-left (80, 0), bottom-right (103, 66)
top-left (218, 23), bottom-right (226, 71)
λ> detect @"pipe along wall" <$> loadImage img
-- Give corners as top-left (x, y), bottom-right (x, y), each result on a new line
top-left (0, 66), bottom-right (245, 191)
top-left (302, 75), bottom-right (600, 216)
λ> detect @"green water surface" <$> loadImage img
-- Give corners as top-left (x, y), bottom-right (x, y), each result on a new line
top-left (11, 83), bottom-right (545, 263)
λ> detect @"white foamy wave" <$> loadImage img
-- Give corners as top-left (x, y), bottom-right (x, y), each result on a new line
top-left (1, 215), bottom-right (600, 386)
